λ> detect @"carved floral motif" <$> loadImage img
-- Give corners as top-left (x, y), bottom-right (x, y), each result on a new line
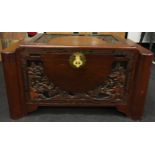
top-left (27, 61), bottom-right (126, 102)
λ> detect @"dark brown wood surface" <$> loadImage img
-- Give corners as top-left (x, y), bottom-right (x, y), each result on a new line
top-left (42, 54), bottom-right (114, 92)
top-left (1, 34), bottom-right (153, 120)
top-left (1, 52), bottom-right (26, 119)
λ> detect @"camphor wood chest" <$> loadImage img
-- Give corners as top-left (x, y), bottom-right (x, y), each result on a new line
top-left (1, 33), bottom-right (153, 120)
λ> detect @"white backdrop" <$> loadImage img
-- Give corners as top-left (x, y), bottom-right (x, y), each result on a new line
top-left (127, 32), bottom-right (152, 42)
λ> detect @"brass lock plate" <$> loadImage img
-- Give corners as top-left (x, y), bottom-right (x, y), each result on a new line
top-left (69, 52), bottom-right (86, 69)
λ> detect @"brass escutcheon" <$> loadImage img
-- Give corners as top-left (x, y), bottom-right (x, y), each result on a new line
top-left (69, 52), bottom-right (86, 69)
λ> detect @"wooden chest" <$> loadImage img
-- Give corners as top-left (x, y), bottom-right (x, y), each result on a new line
top-left (1, 33), bottom-right (153, 120)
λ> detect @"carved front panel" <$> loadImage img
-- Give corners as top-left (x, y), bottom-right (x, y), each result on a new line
top-left (21, 49), bottom-right (138, 105)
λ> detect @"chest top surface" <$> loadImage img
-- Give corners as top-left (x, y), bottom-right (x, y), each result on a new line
top-left (21, 34), bottom-right (135, 49)
top-left (1, 33), bottom-right (153, 56)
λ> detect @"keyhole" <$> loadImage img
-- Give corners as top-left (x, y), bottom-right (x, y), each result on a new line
top-left (73, 56), bottom-right (83, 68)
